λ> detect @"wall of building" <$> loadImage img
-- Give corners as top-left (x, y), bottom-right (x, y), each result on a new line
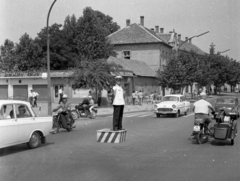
top-left (113, 44), bottom-right (161, 71)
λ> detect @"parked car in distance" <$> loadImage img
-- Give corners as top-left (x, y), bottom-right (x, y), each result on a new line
top-left (153, 94), bottom-right (190, 118)
top-left (0, 100), bottom-right (52, 149)
top-left (214, 97), bottom-right (239, 118)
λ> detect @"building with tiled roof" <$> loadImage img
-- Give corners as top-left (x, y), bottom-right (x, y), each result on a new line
top-left (108, 16), bottom-right (172, 74)
top-left (107, 56), bottom-right (159, 97)
top-left (155, 27), bottom-right (206, 55)
top-left (107, 56), bottom-right (156, 77)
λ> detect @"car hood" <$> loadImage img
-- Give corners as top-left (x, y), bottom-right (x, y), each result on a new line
top-left (215, 104), bottom-right (234, 112)
top-left (157, 101), bottom-right (178, 107)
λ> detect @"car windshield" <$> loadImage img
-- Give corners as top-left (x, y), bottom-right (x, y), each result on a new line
top-left (216, 98), bottom-right (236, 104)
top-left (162, 96), bottom-right (179, 101)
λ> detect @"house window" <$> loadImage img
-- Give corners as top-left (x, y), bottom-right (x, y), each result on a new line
top-left (123, 51), bottom-right (131, 59)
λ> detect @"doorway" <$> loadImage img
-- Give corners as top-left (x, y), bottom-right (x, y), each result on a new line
top-left (54, 85), bottom-right (64, 103)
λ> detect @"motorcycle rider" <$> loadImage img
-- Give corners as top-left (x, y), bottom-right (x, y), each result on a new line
top-left (193, 93), bottom-right (215, 134)
top-left (50, 94), bottom-right (75, 134)
top-left (77, 96), bottom-right (90, 115)
top-left (88, 96), bottom-right (95, 114)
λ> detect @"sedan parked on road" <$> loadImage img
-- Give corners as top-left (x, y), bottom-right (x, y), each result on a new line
top-left (214, 97), bottom-right (239, 118)
top-left (154, 94), bottom-right (190, 118)
top-left (0, 100), bottom-right (52, 149)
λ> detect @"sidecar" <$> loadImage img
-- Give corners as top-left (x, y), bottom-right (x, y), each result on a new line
top-left (214, 108), bottom-right (238, 145)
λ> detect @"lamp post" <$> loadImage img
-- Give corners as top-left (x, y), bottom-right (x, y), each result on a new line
top-left (47, 0), bottom-right (57, 115)
top-left (219, 49), bottom-right (230, 54)
top-left (176, 31), bottom-right (209, 58)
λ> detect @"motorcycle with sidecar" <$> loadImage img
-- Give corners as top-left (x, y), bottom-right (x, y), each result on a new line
top-left (192, 108), bottom-right (238, 145)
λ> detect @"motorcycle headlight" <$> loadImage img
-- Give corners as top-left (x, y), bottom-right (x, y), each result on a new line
top-left (154, 105), bottom-right (158, 109)
top-left (172, 105), bottom-right (176, 109)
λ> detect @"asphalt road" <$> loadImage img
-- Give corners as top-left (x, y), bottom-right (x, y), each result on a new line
top-left (0, 95), bottom-right (240, 181)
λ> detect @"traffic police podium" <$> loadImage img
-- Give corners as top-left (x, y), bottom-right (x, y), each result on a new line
top-left (97, 128), bottom-right (127, 143)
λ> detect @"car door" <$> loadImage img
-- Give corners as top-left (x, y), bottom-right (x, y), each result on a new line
top-left (183, 96), bottom-right (190, 112)
top-left (178, 96), bottom-right (185, 114)
top-left (0, 104), bottom-right (19, 147)
top-left (15, 104), bottom-right (35, 143)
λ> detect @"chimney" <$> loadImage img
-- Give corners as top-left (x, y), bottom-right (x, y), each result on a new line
top-left (178, 34), bottom-right (181, 40)
top-left (185, 37), bottom-right (188, 41)
top-left (126, 19), bottom-right (130, 26)
top-left (160, 28), bottom-right (164, 33)
top-left (140, 16), bottom-right (144, 26)
top-left (155, 26), bottom-right (159, 33)
top-left (189, 38), bottom-right (192, 44)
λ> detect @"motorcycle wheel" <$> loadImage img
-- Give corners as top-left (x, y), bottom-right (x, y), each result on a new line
top-left (89, 111), bottom-right (96, 119)
top-left (196, 130), bottom-right (207, 144)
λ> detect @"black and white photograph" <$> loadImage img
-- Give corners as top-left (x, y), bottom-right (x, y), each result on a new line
top-left (0, 0), bottom-right (239, 181)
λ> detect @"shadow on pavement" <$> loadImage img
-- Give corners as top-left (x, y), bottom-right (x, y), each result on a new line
top-left (0, 142), bottom-right (55, 157)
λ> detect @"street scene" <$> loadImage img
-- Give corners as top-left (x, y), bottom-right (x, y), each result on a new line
top-left (1, 0), bottom-right (240, 181)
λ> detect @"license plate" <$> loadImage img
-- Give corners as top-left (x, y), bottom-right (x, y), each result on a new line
top-left (224, 116), bottom-right (230, 122)
top-left (193, 126), bottom-right (200, 132)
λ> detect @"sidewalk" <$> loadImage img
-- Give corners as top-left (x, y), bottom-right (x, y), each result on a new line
top-left (32, 94), bottom-right (221, 117)
top-left (32, 102), bottom-right (155, 117)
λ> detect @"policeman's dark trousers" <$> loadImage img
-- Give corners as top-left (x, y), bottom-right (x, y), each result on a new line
top-left (113, 105), bottom-right (124, 130)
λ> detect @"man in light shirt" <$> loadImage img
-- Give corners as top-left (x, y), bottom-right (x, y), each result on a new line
top-left (32, 90), bottom-right (39, 107)
top-left (29, 90), bottom-right (34, 107)
top-left (112, 75), bottom-right (125, 131)
top-left (193, 93), bottom-right (215, 126)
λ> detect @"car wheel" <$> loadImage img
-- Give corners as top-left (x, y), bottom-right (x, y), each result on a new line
top-left (231, 139), bottom-right (234, 145)
top-left (156, 114), bottom-right (160, 118)
top-left (27, 132), bottom-right (41, 149)
top-left (175, 111), bottom-right (179, 118)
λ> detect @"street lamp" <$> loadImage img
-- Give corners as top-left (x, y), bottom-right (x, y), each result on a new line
top-left (219, 49), bottom-right (230, 54)
top-left (47, 0), bottom-right (57, 115)
top-left (176, 31), bottom-right (209, 57)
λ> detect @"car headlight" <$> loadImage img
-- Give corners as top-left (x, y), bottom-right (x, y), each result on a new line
top-left (154, 105), bottom-right (158, 109)
top-left (172, 105), bottom-right (176, 109)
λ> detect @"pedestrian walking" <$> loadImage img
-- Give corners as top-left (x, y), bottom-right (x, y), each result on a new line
top-left (97, 90), bottom-right (102, 107)
top-left (132, 91), bottom-right (136, 105)
top-left (135, 91), bottom-right (139, 105)
top-left (112, 75), bottom-right (125, 131)
top-left (33, 90), bottom-right (39, 107)
top-left (29, 90), bottom-right (34, 107)
top-left (138, 90), bottom-right (143, 105)
top-left (58, 86), bottom-right (63, 104)
top-left (150, 92), bottom-right (154, 104)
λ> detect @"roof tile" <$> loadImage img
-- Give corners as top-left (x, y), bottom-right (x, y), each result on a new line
top-left (107, 56), bottom-right (156, 77)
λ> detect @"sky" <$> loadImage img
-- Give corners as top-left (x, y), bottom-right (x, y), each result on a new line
top-left (1, 0), bottom-right (240, 60)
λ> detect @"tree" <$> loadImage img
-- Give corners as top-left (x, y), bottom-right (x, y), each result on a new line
top-left (35, 23), bottom-right (76, 70)
top-left (0, 39), bottom-right (17, 71)
top-left (14, 33), bottom-right (45, 71)
top-left (72, 59), bottom-right (122, 92)
top-left (225, 59), bottom-right (240, 92)
top-left (74, 7), bottom-right (118, 61)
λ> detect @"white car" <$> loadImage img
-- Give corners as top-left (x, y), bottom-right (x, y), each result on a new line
top-left (154, 94), bottom-right (190, 118)
top-left (0, 100), bottom-right (52, 149)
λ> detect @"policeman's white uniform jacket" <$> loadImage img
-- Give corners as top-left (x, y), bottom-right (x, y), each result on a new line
top-left (112, 84), bottom-right (125, 106)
